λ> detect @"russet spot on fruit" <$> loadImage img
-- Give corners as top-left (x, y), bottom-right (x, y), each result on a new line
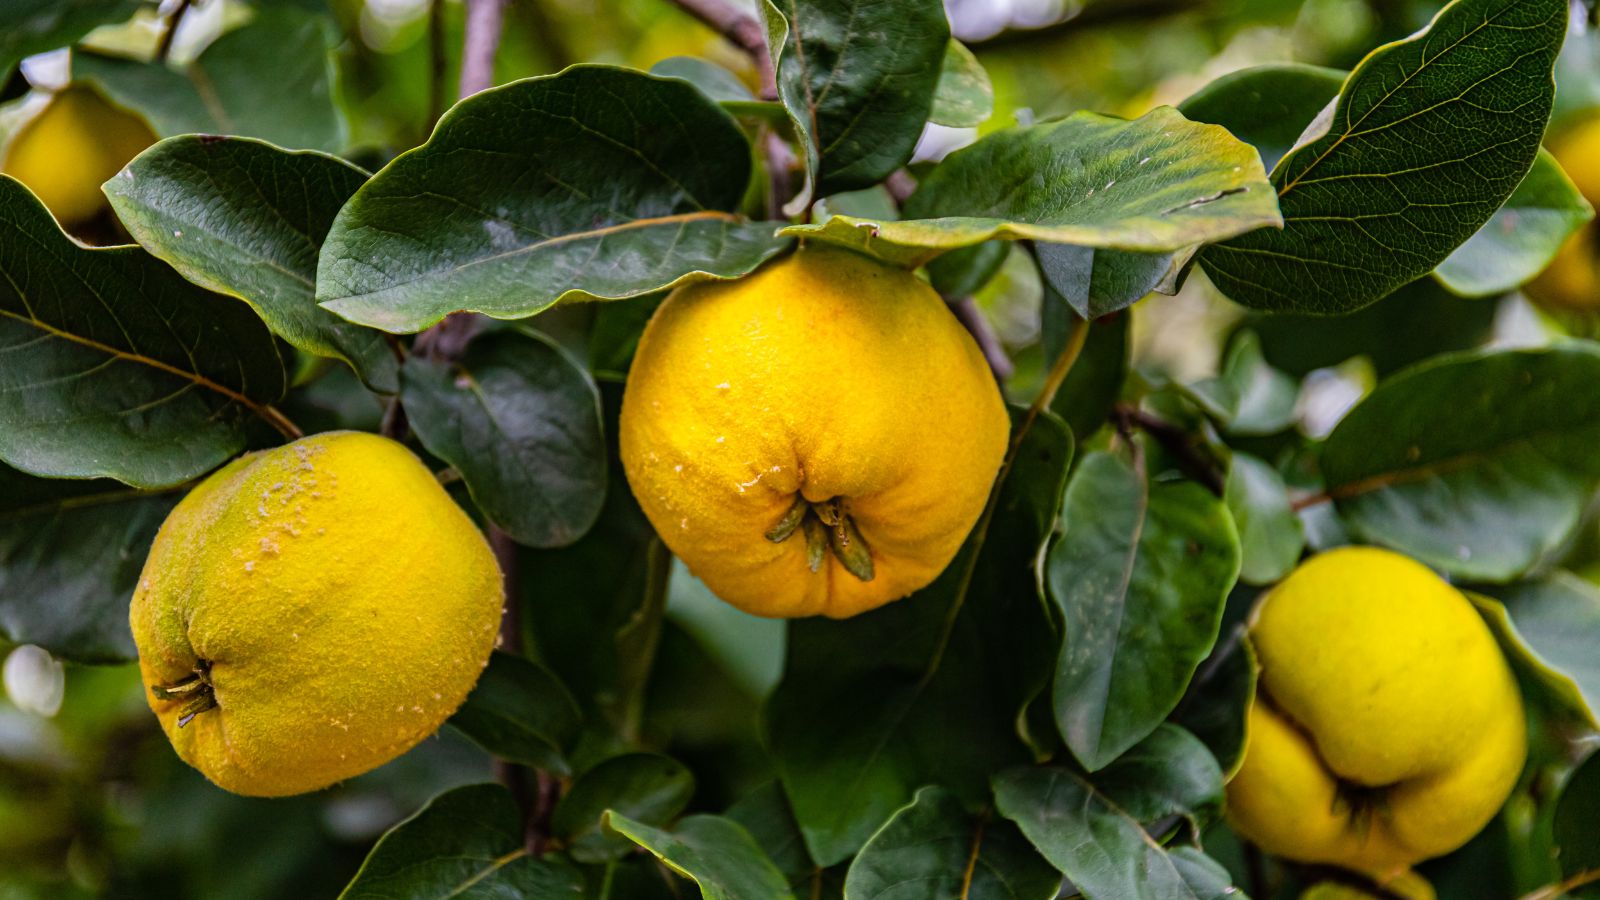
top-left (130, 431), bottom-right (504, 797)
top-left (1225, 547), bottom-right (1525, 882)
top-left (619, 245), bottom-right (1010, 619)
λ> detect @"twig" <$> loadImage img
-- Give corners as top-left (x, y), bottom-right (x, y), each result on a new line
top-left (155, 0), bottom-right (195, 63)
top-left (950, 297), bottom-right (1015, 382)
top-left (667, 0), bottom-right (777, 99)
top-left (259, 404), bottom-right (305, 441)
top-left (458, 0), bottom-right (506, 99)
top-left (1520, 867), bottom-right (1600, 900)
top-left (1114, 405), bottom-right (1225, 496)
top-left (427, 0), bottom-right (448, 127)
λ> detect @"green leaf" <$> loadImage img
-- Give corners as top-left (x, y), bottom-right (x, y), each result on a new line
top-left (1177, 63), bottom-right (1345, 173)
top-left (402, 329), bottom-right (606, 548)
top-left (339, 783), bottom-right (584, 899)
top-left (1434, 148), bottom-right (1595, 297)
top-left (448, 651), bottom-right (582, 774)
top-left (552, 753), bottom-right (694, 864)
top-left (105, 135), bottom-right (397, 393)
top-left (784, 106), bottom-right (1282, 268)
top-left (1035, 242), bottom-right (1183, 319)
top-left (842, 786), bottom-right (1061, 900)
top-left (1048, 450), bottom-right (1241, 770)
top-left (1238, 275), bottom-right (1496, 379)
top-left (1199, 0), bottom-right (1567, 313)
top-left (649, 56), bottom-right (755, 102)
top-left (1471, 574), bottom-right (1600, 728)
top-left (0, 177), bottom-right (287, 488)
top-left (765, 410), bottom-right (1073, 865)
top-left (992, 730), bottom-right (1237, 900)
top-left (928, 240), bottom-right (1009, 297)
top-left (0, 463), bottom-right (177, 662)
top-left (316, 65), bottom-right (788, 334)
top-left (1043, 308), bottom-right (1128, 444)
top-left (1321, 344), bottom-right (1600, 582)
top-left (1181, 331), bottom-right (1298, 437)
top-left (759, 0), bottom-right (949, 209)
top-left (606, 812), bottom-right (796, 900)
top-left (1171, 629), bottom-right (1257, 779)
top-left (929, 40), bottom-right (993, 128)
top-left (1225, 453), bottom-right (1305, 585)
top-left (1554, 748), bottom-right (1600, 895)
top-left (0, 0), bottom-right (141, 78)
top-left (75, 5), bottom-right (346, 153)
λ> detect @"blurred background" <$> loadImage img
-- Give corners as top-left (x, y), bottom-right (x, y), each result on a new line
top-left (3, 0), bottom-right (1598, 896)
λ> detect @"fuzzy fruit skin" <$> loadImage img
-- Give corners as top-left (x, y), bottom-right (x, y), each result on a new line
top-left (1527, 115), bottom-right (1600, 311)
top-left (129, 432), bottom-right (503, 797)
top-left (2, 84), bottom-right (155, 228)
top-left (619, 246), bottom-right (1009, 619)
top-left (1226, 547), bottom-right (1525, 879)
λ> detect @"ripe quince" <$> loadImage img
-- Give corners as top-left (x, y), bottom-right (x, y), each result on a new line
top-left (130, 432), bottom-right (503, 796)
top-left (619, 246), bottom-right (1010, 618)
top-left (1226, 547), bottom-right (1525, 879)
top-left (2, 83), bottom-right (155, 229)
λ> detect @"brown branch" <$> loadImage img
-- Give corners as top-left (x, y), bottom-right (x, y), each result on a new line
top-left (458, 0), bottom-right (506, 100)
top-left (1521, 867), bottom-right (1600, 900)
top-left (427, 0), bottom-right (448, 127)
top-left (668, 0), bottom-right (777, 99)
top-left (1114, 405), bottom-right (1225, 496)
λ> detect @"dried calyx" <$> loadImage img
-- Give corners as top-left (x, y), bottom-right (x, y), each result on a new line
top-left (151, 659), bottom-right (218, 727)
top-left (764, 495), bottom-right (875, 582)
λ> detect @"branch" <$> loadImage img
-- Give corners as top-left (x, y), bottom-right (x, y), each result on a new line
top-left (1114, 405), bottom-right (1226, 496)
top-left (458, 0), bottom-right (507, 100)
top-left (668, 0), bottom-right (777, 99)
top-left (964, 0), bottom-right (1204, 50)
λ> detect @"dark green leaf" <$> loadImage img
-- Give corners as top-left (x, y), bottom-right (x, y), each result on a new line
top-left (0, 463), bottom-right (177, 662)
top-left (1035, 242), bottom-right (1183, 319)
top-left (75, 6), bottom-right (345, 153)
top-left (105, 135), bottom-right (396, 393)
top-left (606, 812), bottom-right (795, 900)
top-left (1238, 275), bottom-right (1496, 378)
top-left (928, 240), bottom-right (1009, 297)
top-left (0, 177), bottom-right (287, 488)
top-left (1177, 63), bottom-right (1345, 172)
top-left (1049, 450), bottom-right (1241, 770)
top-left (1171, 628), bottom-right (1257, 778)
top-left (1471, 573), bottom-right (1600, 728)
top-left (1200, 0), bottom-right (1567, 313)
top-left (1044, 309), bottom-right (1128, 443)
top-left (552, 753), bottom-right (694, 864)
top-left (1435, 148), bottom-right (1595, 297)
top-left (402, 329), bottom-right (606, 548)
top-left (1321, 344), bottom-right (1600, 581)
top-left (725, 782), bottom-right (816, 890)
top-left (993, 739), bottom-right (1240, 900)
top-left (759, 0), bottom-right (948, 208)
top-left (1226, 453), bottom-right (1305, 585)
top-left (316, 66), bottom-right (788, 333)
top-left (339, 783), bottom-right (584, 899)
top-left (766, 410), bottom-right (1072, 865)
top-left (785, 107), bottom-right (1281, 268)
top-left (448, 652), bottom-right (582, 774)
top-left (929, 40), bottom-right (993, 128)
top-left (1077, 725), bottom-right (1224, 832)
top-left (1554, 748), bottom-right (1600, 895)
top-left (842, 786), bottom-right (1060, 900)
top-left (0, 0), bottom-right (141, 78)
